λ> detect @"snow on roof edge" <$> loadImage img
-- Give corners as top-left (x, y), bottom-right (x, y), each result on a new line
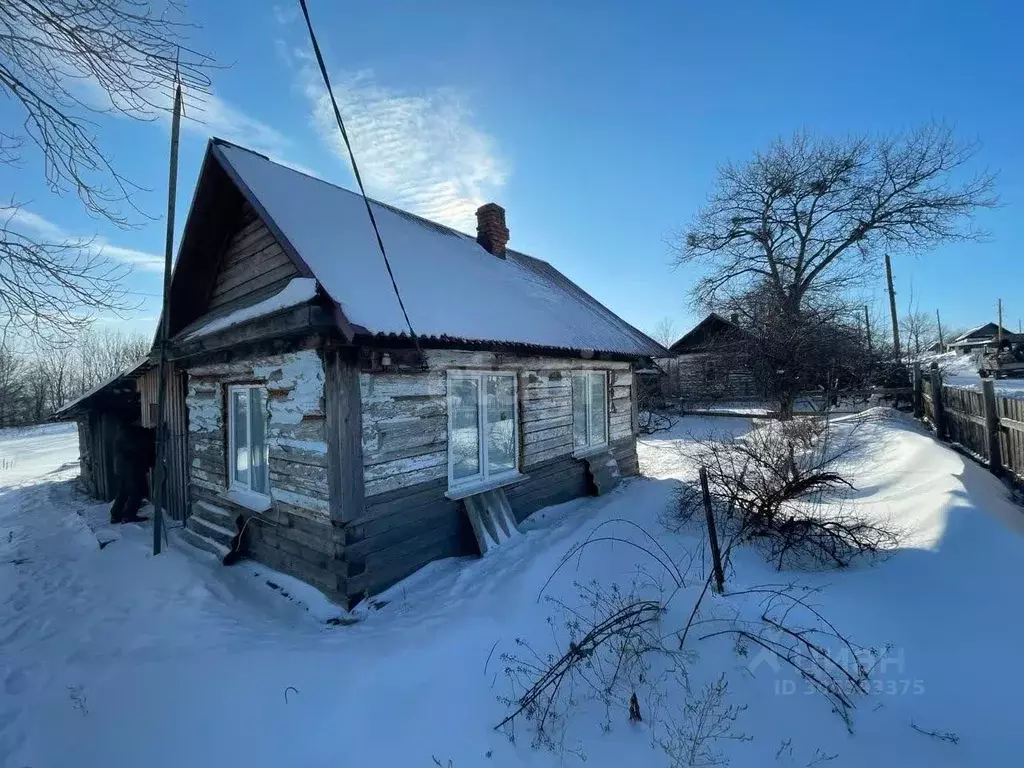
top-left (186, 278), bottom-right (319, 340)
top-left (211, 140), bottom-right (666, 359)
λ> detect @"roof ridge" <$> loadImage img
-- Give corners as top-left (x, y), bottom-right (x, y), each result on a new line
top-left (212, 137), bottom-right (477, 242)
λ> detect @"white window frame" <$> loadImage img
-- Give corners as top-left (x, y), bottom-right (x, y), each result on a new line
top-left (227, 384), bottom-right (270, 502)
top-left (572, 370), bottom-right (609, 456)
top-left (446, 370), bottom-right (521, 495)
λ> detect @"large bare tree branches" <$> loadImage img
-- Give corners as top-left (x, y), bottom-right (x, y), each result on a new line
top-left (673, 125), bottom-right (997, 314)
top-left (0, 0), bottom-right (214, 223)
top-left (0, 0), bottom-right (214, 344)
top-left (0, 203), bottom-right (134, 343)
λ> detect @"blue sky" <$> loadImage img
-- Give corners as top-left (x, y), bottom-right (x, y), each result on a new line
top-left (3, 0), bottom-right (1022, 342)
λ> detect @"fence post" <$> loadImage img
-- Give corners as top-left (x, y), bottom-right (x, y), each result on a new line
top-left (981, 378), bottom-right (1003, 475)
top-left (699, 466), bottom-right (726, 593)
top-left (912, 362), bottom-right (923, 419)
top-left (929, 362), bottom-right (945, 440)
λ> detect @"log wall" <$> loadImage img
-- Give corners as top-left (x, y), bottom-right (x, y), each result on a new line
top-left (659, 352), bottom-right (758, 402)
top-left (343, 349), bottom-right (641, 603)
top-left (360, 350), bottom-right (636, 498)
top-left (184, 349), bottom-right (345, 598)
top-left (206, 202), bottom-right (297, 317)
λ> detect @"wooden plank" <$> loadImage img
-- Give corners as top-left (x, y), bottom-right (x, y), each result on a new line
top-left (523, 424), bottom-right (572, 444)
top-left (345, 505), bottom-right (462, 559)
top-left (522, 414), bottom-right (573, 434)
top-left (360, 373), bottom-right (445, 401)
top-left (524, 434), bottom-right (574, 460)
top-left (325, 348), bottom-right (365, 524)
top-left (522, 405), bottom-right (571, 423)
top-left (364, 463), bottom-right (447, 497)
top-left (208, 262), bottom-right (298, 310)
top-left (214, 245), bottom-right (290, 294)
top-left (525, 443), bottom-right (579, 466)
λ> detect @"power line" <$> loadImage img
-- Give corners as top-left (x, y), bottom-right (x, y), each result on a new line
top-left (297, 0), bottom-right (420, 350)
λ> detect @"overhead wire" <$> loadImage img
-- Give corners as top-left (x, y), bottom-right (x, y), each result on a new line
top-left (296, 0), bottom-right (421, 354)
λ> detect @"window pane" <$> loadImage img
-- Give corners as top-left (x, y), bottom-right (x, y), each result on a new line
top-left (249, 388), bottom-right (269, 494)
top-left (486, 375), bottom-right (516, 474)
top-left (572, 374), bottom-right (588, 449)
top-left (450, 377), bottom-right (480, 481)
top-left (232, 390), bottom-right (249, 487)
top-left (589, 374), bottom-right (607, 446)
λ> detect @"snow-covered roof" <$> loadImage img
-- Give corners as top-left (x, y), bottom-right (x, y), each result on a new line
top-left (212, 141), bottom-right (665, 358)
top-left (186, 278), bottom-right (318, 340)
top-left (52, 357), bottom-right (150, 418)
top-left (951, 323), bottom-right (1017, 344)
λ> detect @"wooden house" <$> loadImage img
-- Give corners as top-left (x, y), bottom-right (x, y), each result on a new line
top-left (659, 312), bottom-right (757, 401)
top-left (53, 361), bottom-right (148, 501)
top-left (948, 323), bottom-right (1020, 355)
top-left (158, 138), bottom-right (665, 607)
top-left (53, 359), bottom-right (192, 522)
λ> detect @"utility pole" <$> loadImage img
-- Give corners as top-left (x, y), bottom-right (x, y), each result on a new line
top-left (153, 73), bottom-right (183, 556)
top-left (884, 254), bottom-right (901, 362)
top-left (936, 309), bottom-right (944, 352)
top-left (997, 298), bottom-right (1003, 348)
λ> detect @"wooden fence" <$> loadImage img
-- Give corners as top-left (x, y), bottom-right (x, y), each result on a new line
top-left (915, 361), bottom-right (1024, 483)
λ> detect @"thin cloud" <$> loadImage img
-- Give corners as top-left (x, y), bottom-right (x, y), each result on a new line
top-left (300, 66), bottom-right (509, 231)
top-left (272, 4), bottom-right (299, 25)
top-left (5, 207), bottom-right (164, 273)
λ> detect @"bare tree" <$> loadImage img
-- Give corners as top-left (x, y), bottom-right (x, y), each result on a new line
top-left (673, 126), bottom-right (996, 318)
top-left (673, 126), bottom-right (995, 413)
top-left (0, 204), bottom-right (135, 343)
top-left (0, 0), bottom-right (214, 342)
top-left (900, 310), bottom-right (938, 359)
top-left (649, 317), bottom-right (679, 349)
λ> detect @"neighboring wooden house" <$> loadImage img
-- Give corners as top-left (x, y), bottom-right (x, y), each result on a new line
top-left (53, 360), bottom-right (148, 501)
top-left (948, 323), bottom-right (1020, 355)
top-left (155, 138), bottom-right (665, 607)
top-left (659, 313), bottom-right (757, 401)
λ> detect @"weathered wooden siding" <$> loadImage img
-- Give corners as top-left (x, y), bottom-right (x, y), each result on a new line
top-left (184, 349), bottom-right (344, 597)
top-left (659, 352), bottom-right (757, 402)
top-left (74, 412), bottom-right (123, 502)
top-left (206, 203), bottom-right (298, 316)
top-left (343, 348), bottom-right (642, 604)
top-left (137, 365), bottom-right (189, 522)
top-left (344, 435), bottom-right (636, 602)
top-left (360, 350), bottom-right (636, 499)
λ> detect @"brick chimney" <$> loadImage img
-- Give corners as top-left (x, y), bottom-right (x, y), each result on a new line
top-left (476, 203), bottom-right (509, 258)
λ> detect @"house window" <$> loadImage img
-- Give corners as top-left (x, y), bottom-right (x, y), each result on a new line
top-left (447, 371), bottom-right (519, 491)
top-left (228, 385), bottom-right (269, 496)
top-left (572, 371), bottom-right (608, 453)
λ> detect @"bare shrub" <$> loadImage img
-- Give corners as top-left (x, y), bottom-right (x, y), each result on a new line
top-left (656, 674), bottom-right (751, 767)
top-left (679, 415), bottom-right (900, 568)
top-left (495, 520), bottom-right (879, 761)
top-left (698, 584), bottom-right (882, 731)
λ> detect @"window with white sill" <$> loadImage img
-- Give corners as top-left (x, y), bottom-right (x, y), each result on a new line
top-left (572, 371), bottom-right (608, 453)
top-left (447, 371), bottom-right (519, 491)
top-left (228, 385), bottom-right (270, 497)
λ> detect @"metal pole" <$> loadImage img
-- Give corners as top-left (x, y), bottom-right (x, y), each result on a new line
top-left (936, 309), bottom-right (944, 352)
top-left (153, 79), bottom-right (183, 556)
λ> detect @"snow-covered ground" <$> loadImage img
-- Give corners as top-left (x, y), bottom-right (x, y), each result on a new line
top-left (925, 350), bottom-right (1024, 397)
top-left (2, 415), bottom-right (1023, 766)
